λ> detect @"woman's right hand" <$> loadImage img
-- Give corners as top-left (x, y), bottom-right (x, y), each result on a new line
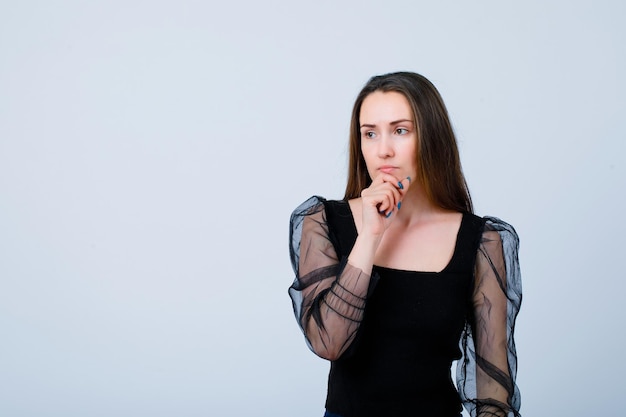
top-left (360, 174), bottom-right (410, 238)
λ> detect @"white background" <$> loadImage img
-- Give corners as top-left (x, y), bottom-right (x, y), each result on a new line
top-left (1, 1), bottom-right (624, 416)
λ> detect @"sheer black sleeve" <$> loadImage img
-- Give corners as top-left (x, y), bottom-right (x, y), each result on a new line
top-left (457, 217), bottom-right (523, 417)
top-left (288, 196), bottom-right (375, 361)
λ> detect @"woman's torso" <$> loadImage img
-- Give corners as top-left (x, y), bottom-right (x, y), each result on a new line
top-left (322, 199), bottom-right (485, 417)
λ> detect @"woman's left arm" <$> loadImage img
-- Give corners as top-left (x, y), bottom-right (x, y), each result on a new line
top-left (458, 217), bottom-right (523, 417)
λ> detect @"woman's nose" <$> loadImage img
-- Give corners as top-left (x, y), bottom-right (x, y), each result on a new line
top-left (377, 136), bottom-right (394, 158)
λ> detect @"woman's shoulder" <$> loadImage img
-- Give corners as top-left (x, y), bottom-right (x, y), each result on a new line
top-left (290, 196), bottom-right (356, 247)
top-left (290, 195), bottom-right (349, 219)
top-left (474, 214), bottom-right (520, 247)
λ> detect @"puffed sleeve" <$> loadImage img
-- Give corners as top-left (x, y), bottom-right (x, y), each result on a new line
top-left (457, 217), bottom-right (523, 417)
top-left (288, 196), bottom-right (375, 361)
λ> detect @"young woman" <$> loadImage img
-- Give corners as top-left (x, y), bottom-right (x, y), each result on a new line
top-left (288, 72), bottom-right (522, 417)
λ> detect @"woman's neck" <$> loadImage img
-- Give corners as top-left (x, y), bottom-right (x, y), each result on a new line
top-left (395, 182), bottom-right (454, 226)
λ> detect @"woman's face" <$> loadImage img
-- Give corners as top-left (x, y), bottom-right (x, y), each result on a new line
top-left (359, 90), bottom-right (418, 183)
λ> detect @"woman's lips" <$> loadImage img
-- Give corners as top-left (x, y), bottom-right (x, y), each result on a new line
top-left (378, 166), bottom-right (398, 174)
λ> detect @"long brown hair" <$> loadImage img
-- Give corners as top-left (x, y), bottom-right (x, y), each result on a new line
top-left (343, 71), bottom-right (473, 213)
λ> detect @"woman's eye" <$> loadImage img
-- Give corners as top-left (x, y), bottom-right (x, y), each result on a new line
top-left (363, 131), bottom-right (376, 139)
top-left (395, 128), bottom-right (408, 135)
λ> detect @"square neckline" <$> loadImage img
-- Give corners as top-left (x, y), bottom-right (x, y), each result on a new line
top-left (343, 201), bottom-right (468, 275)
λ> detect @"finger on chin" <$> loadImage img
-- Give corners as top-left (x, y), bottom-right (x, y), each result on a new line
top-left (376, 172), bottom-right (401, 184)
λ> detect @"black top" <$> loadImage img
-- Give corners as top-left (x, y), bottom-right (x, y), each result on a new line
top-left (288, 196), bottom-right (522, 417)
top-left (323, 200), bottom-right (484, 417)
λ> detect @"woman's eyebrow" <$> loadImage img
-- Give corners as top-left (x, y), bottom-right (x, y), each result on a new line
top-left (389, 119), bottom-right (414, 125)
top-left (360, 119), bottom-right (414, 128)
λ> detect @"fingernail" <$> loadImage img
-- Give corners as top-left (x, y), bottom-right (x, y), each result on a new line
top-left (397, 201), bottom-right (402, 210)
top-left (385, 211), bottom-right (392, 218)
top-left (397, 181), bottom-right (403, 190)
top-left (406, 176), bottom-right (411, 183)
